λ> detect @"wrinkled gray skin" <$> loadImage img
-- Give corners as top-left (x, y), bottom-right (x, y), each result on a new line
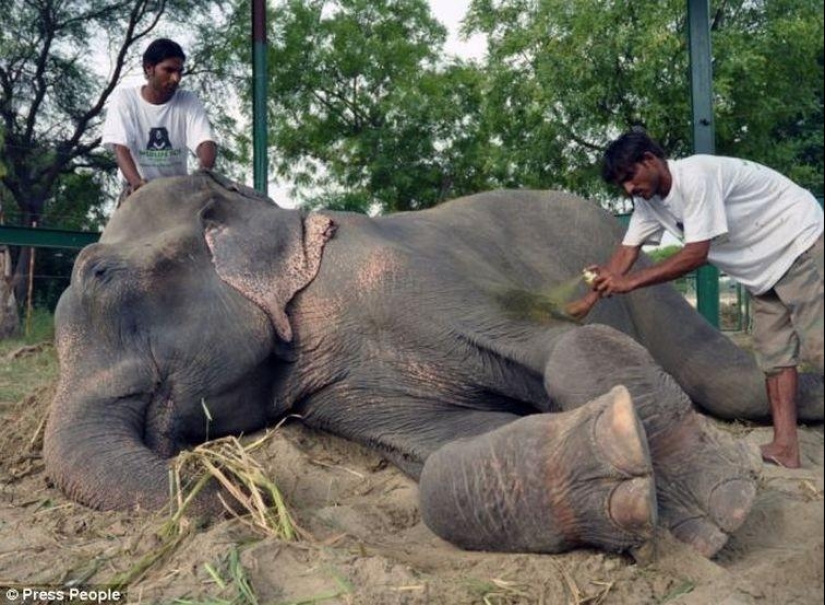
top-left (44, 173), bottom-right (823, 559)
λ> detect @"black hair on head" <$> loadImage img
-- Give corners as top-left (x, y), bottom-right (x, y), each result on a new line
top-left (143, 38), bottom-right (186, 68)
top-left (601, 129), bottom-right (666, 185)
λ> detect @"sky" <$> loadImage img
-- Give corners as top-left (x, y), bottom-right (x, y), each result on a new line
top-left (428, 0), bottom-right (486, 61)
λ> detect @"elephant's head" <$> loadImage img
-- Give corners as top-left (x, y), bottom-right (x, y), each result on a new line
top-left (43, 172), bottom-right (334, 511)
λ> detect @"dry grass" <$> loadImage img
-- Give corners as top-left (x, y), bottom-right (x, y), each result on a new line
top-left (0, 308), bottom-right (57, 406)
top-left (108, 429), bottom-right (306, 593)
top-left (2, 317), bottom-right (303, 602)
top-left (0, 340), bottom-right (57, 406)
top-left (171, 430), bottom-right (304, 541)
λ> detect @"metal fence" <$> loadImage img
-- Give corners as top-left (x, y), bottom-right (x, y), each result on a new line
top-left (678, 272), bottom-right (751, 332)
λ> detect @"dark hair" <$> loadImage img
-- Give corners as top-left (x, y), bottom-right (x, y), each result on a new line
top-left (143, 38), bottom-right (186, 68)
top-left (601, 130), bottom-right (666, 185)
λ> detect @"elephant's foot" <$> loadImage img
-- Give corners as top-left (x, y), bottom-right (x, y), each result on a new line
top-left (419, 386), bottom-right (657, 554)
top-left (649, 414), bottom-right (760, 558)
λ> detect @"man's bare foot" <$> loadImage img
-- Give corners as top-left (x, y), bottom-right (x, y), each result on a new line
top-left (760, 442), bottom-right (800, 469)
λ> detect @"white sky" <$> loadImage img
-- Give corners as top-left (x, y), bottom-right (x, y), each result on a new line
top-left (429, 0), bottom-right (486, 60)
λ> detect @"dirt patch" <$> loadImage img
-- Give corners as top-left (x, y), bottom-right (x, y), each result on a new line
top-left (1, 344), bottom-right (823, 604)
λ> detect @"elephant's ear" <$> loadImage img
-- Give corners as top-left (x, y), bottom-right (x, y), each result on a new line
top-left (201, 199), bottom-right (336, 342)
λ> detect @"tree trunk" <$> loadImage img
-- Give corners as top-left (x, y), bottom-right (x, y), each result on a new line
top-left (0, 245), bottom-right (19, 338)
top-left (10, 199), bottom-right (41, 304)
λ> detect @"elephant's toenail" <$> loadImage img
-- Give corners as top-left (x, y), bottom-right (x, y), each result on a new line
top-left (708, 478), bottom-right (757, 533)
top-left (594, 386), bottom-right (651, 475)
top-left (608, 476), bottom-right (657, 534)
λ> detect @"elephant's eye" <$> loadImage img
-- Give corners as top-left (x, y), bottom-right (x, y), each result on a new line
top-left (85, 258), bottom-right (122, 285)
top-left (74, 254), bottom-right (126, 291)
top-left (74, 243), bottom-right (116, 286)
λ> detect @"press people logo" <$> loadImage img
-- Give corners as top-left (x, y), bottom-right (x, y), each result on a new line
top-left (3, 585), bottom-right (124, 603)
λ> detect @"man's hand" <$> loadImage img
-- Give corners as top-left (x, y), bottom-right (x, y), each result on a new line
top-left (592, 241), bottom-right (710, 296)
top-left (197, 141), bottom-right (218, 170)
top-left (128, 178), bottom-right (148, 196)
top-left (593, 268), bottom-right (635, 296)
top-left (565, 293), bottom-right (599, 321)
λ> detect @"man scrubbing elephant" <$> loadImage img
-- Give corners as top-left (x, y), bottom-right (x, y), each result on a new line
top-left (569, 130), bottom-right (824, 469)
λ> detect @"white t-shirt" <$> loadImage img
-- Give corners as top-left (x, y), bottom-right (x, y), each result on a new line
top-left (624, 155), bottom-right (824, 295)
top-left (102, 86), bottom-right (215, 181)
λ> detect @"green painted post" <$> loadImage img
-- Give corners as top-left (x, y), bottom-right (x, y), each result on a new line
top-left (688, 0), bottom-right (719, 327)
top-left (252, 0), bottom-right (268, 194)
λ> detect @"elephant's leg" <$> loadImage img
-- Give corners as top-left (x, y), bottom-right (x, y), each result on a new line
top-left (419, 386), bottom-right (657, 554)
top-left (544, 325), bottom-right (761, 558)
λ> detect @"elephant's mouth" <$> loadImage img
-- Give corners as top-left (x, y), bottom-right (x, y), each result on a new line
top-left (143, 384), bottom-right (184, 458)
top-left (141, 355), bottom-right (281, 459)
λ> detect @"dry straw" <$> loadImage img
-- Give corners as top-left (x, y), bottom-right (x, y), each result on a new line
top-left (170, 430), bottom-right (304, 541)
top-left (109, 429), bottom-right (305, 590)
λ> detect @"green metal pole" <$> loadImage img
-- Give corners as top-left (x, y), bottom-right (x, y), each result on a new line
top-left (252, 0), bottom-right (268, 194)
top-left (688, 0), bottom-right (719, 327)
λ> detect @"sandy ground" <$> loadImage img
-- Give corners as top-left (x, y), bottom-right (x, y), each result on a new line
top-left (1, 341), bottom-right (823, 605)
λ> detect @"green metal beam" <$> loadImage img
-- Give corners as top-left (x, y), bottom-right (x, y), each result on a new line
top-left (252, 0), bottom-right (268, 194)
top-left (0, 225), bottom-right (99, 249)
top-left (614, 213), bottom-right (631, 228)
top-left (688, 0), bottom-right (719, 328)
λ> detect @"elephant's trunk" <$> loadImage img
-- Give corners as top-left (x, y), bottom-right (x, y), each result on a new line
top-left (43, 384), bottom-right (174, 512)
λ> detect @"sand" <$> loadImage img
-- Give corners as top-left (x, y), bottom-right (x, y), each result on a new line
top-left (1, 346), bottom-right (822, 605)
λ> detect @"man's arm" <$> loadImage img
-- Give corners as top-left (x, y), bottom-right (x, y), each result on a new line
top-left (594, 240), bottom-right (710, 295)
top-left (566, 244), bottom-right (642, 320)
top-left (196, 141), bottom-right (217, 170)
top-left (113, 145), bottom-right (146, 192)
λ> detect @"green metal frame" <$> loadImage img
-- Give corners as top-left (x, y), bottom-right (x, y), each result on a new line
top-left (252, 0), bottom-right (268, 195)
top-left (0, 225), bottom-right (99, 249)
top-left (688, 0), bottom-right (720, 327)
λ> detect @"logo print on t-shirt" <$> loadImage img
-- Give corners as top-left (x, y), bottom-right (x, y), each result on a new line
top-left (147, 128), bottom-right (172, 150)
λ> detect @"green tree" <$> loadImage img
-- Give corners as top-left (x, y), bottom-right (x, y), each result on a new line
top-left (0, 0), bottom-right (221, 305)
top-left (465, 0), bottom-right (823, 201)
top-left (207, 0), bottom-right (495, 213)
top-left (711, 0), bottom-right (823, 192)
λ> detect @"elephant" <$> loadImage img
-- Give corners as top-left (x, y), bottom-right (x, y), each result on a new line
top-left (43, 172), bottom-right (824, 559)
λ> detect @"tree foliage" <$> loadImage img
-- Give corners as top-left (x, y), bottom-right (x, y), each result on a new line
top-left (205, 0), bottom-right (497, 213)
top-left (202, 0), bottom-right (821, 214)
top-left (0, 0), bottom-right (820, 286)
top-left (465, 0), bottom-right (823, 202)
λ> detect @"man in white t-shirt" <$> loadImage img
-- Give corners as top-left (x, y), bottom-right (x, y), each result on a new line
top-left (567, 130), bottom-right (824, 469)
top-left (102, 38), bottom-right (217, 203)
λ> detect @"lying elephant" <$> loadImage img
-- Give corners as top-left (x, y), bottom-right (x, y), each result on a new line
top-left (44, 172), bottom-right (823, 559)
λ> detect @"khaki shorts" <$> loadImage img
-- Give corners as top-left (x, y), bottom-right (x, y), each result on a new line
top-left (752, 233), bottom-right (824, 375)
